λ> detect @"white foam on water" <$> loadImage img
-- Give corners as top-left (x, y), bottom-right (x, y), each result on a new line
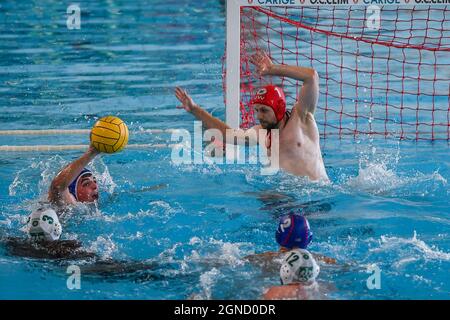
top-left (9, 169), bottom-right (30, 197)
top-left (1, 213), bottom-right (26, 225)
top-left (87, 235), bottom-right (118, 259)
top-left (244, 169), bottom-right (334, 204)
top-left (101, 201), bottom-right (180, 223)
top-left (343, 142), bottom-right (402, 195)
top-left (338, 140), bottom-right (448, 197)
top-left (208, 238), bottom-right (251, 267)
top-left (392, 257), bottom-right (419, 269)
top-left (344, 162), bottom-right (446, 196)
top-left (189, 236), bottom-right (202, 246)
top-left (155, 237), bottom-right (252, 279)
top-left (8, 155), bottom-right (66, 197)
top-left (157, 242), bottom-right (182, 264)
top-left (127, 231), bottom-right (143, 241)
top-left (314, 236), bottom-right (360, 263)
top-left (148, 200), bottom-right (181, 216)
top-left (184, 237), bottom-right (253, 268)
top-left (92, 158), bottom-right (117, 195)
top-left (102, 209), bottom-right (157, 223)
top-left (56, 201), bottom-right (101, 225)
top-left (8, 155), bottom-right (117, 200)
top-left (411, 274), bottom-right (433, 285)
top-left (371, 231), bottom-right (450, 262)
top-left (346, 162), bottom-right (400, 194)
top-left (199, 267), bottom-right (220, 300)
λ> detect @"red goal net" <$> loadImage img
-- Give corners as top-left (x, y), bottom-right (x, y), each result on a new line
top-left (225, 5), bottom-right (450, 141)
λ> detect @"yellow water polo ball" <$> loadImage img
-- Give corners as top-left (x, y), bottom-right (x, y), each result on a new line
top-left (90, 116), bottom-right (129, 153)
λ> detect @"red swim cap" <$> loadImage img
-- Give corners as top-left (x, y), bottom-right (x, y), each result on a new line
top-left (250, 85), bottom-right (286, 122)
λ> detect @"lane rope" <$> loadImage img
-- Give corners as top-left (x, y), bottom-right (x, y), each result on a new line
top-left (0, 129), bottom-right (182, 136)
top-left (0, 144), bottom-right (184, 152)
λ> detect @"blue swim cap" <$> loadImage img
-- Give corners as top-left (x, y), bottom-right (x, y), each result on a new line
top-left (68, 168), bottom-right (92, 201)
top-left (276, 214), bottom-right (313, 249)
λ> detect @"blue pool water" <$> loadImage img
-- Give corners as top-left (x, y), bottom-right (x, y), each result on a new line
top-left (0, 1), bottom-right (449, 299)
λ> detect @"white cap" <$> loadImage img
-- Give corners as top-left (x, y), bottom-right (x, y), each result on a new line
top-left (280, 249), bottom-right (320, 285)
top-left (26, 208), bottom-right (62, 241)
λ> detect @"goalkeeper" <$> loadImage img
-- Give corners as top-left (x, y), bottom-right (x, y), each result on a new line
top-left (175, 50), bottom-right (329, 182)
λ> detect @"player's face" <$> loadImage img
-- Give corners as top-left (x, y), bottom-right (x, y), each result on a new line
top-left (254, 104), bottom-right (278, 129)
top-left (76, 175), bottom-right (99, 203)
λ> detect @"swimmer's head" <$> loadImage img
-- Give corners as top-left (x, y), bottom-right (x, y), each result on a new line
top-left (26, 208), bottom-right (62, 242)
top-left (276, 214), bottom-right (312, 250)
top-left (68, 168), bottom-right (99, 203)
top-left (280, 249), bottom-right (320, 285)
top-left (250, 85), bottom-right (286, 129)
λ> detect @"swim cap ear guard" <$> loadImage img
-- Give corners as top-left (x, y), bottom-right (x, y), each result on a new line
top-left (68, 168), bottom-right (93, 201)
top-left (280, 249), bottom-right (320, 285)
top-left (276, 214), bottom-right (313, 249)
top-left (25, 208), bottom-right (62, 242)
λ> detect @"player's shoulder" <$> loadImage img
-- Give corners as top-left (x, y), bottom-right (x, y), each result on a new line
top-left (263, 284), bottom-right (299, 300)
top-left (288, 107), bottom-right (318, 134)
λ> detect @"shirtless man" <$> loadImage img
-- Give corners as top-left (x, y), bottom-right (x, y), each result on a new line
top-left (175, 50), bottom-right (328, 181)
top-left (3, 146), bottom-right (159, 276)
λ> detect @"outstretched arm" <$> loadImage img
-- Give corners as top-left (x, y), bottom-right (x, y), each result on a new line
top-left (174, 87), bottom-right (259, 145)
top-left (250, 51), bottom-right (319, 121)
top-left (48, 146), bottom-right (99, 204)
top-left (175, 87), bottom-right (231, 137)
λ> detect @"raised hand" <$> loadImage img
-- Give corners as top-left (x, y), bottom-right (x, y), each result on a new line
top-left (175, 87), bottom-right (196, 113)
top-left (87, 145), bottom-right (100, 156)
top-left (249, 50), bottom-right (274, 77)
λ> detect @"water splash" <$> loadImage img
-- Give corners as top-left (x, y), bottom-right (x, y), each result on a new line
top-left (8, 155), bottom-right (65, 197)
top-left (9, 169), bottom-right (30, 197)
top-left (100, 201), bottom-right (181, 223)
top-left (345, 165), bottom-right (446, 196)
top-left (92, 158), bottom-right (117, 195)
top-left (158, 242), bottom-right (183, 264)
top-left (342, 140), bottom-right (447, 196)
top-left (87, 235), bottom-right (118, 259)
top-left (206, 238), bottom-right (249, 267)
top-left (371, 231), bottom-right (450, 262)
top-left (8, 155), bottom-right (117, 199)
top-left (346, 162), bottom-right (401, 194)
top-left (199, 268), bottom-right (220, 300)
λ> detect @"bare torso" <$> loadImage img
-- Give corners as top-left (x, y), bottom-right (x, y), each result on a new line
top-left (257, 107), bottom-right (329, 182)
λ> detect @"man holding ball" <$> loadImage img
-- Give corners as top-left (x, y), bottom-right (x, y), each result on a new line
top-left (21, 146), bottom-right (100, 243)
top-left (23, 143), bottom-right (100, 243)
top-left (24, 116), bottom-right (128, 243)
top-left (6, 142), bottom-right (102, 253)
top-left (49, 115), bottom-right (128, 208)
top-left (48, 146), bottom-right (100, 207)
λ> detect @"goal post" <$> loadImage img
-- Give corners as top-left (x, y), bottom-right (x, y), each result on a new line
top-left (224, 0), bottom-right (450, 141)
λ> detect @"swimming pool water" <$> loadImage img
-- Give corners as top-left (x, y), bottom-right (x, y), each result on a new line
top-left (0, 0), bottom-right (449, 300)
